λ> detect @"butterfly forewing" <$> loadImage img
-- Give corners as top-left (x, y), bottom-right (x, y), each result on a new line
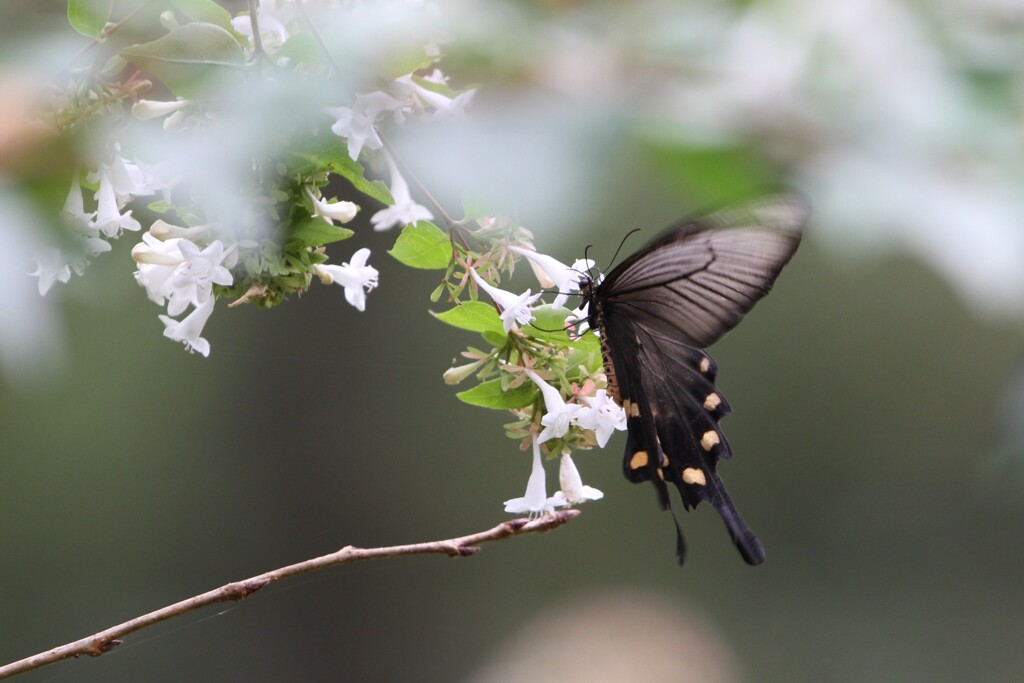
top-left (598, 195), bottom-right (806, 348)
top-left (585, 193), bottom-right (806, 566)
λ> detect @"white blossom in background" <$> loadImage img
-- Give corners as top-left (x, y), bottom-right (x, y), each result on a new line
top-left (133, 233), bottom-right (186, 305)
top-left (131, 233), bottom-right (234, 356)
top-left (306, 187), bottom-right (360, 225)
top-left (565, 301), bottom-right (592, 337)
top-left (469, 268), bottom-right (542, 333)
top-left (28, 248), bottom-right (72, 297)
top-left (95, 153), bottom-right (165, 205)
top-left (575, 389), bottom-right (627, 448)
top-left (551, 452), bottom-right (603, 507)
top-left (159, 296), bottom-right (216, 357)
top-left (392, 72), bottom-right (476, 120)
top-left (91, 169), bottom-right (141, 238)
top-left (314, 248), bottom-right (379, 312)
top-left (330, 91), bottom-right (402, 161)
top-left (132, 98), bottom-right (193, 132)
top-left (504, 439), bottom-right (557, 516)
top-left (525, 369), bottom-right (583, 443)
top-left (164, 240), bottom-right (234, 316)
top-left (132, 233), bottom-right (233, 312)
top-left (231, 0), bottom-right (296, 53)
top-left (148, 219), bottom-right (210, 241)
top-left (370, 151), bottom-right (433, 231)
top-left (509, 246), bottom-right (595, 307)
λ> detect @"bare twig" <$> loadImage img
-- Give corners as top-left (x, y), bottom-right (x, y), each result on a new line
top-left (0, 511), bottom-right (579, 680)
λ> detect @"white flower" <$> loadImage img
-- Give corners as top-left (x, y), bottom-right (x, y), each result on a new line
top-left (165, 240), bottom-right (234, 316)
top-left (469, 268), bottom-right (542, 333)
top-left (314, 248), bottom-right (379, 312)
top-left (92, 153), bottom-right (164, 206)
top-left (370, 151), bottom-right (433, 231)
top-left (231, 0), bottom-right (294, 52)
top-left (132, 99), bottom-right (193, 131)
top-left (62, 176), bottom-right (95, 229)
top-left (92, 169), bottom-right (141, 238)
top-left (509, 246), bottom-right (595, 307)
top-left (305, 187), bottom-right (359, 225)
top-left (133, 234), bottom-right (183, 305)
top-left (551, 453), bottom-right (604, 507)
top-left (525, 369), bottom-right (582, 443)
top-left (392, 73), bottom-right (476, 120)
top-left (330, 91), bottom-right (402, 160)
top-left (159, 297), bottom-right (216, 357)
top-left (565, 301), bottom-right (592, 337)
top-left (147, 219), bottom-right (210, 241)
top-left (28, 248), bottom-right (72, 296)
top-left (575, 389), bottom-right (627, 448)
top-left (504, 439), bottom-right (557, 516)
top-left (132, 236), bottom-right (233, 314)
top-left (62, 177), bottom-right (110, 262)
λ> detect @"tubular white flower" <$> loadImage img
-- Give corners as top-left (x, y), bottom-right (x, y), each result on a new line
top-left (159, 297), bottom-right (216, 357)
top-left (370, 151), bottom-right (432, 232)
top-left (28, 248), bottom-right (72, 296)
top-left (503, 439), bottom-right (557, 516)
top-left (132, 98), bottom-right (192, 121)
top-left (565, 301), bottom-right (593, 337)
top-left (314, 248), bottom-right (379, 312)
top-left (92, 170), bottom-right (141, 238)
top-left (392, 74), bottom-right (475, 119)
top-left (575, 389), bottom-right (627, 447)
top-left (305, 187), bottom-right (359, 225)
top-left (166, 240), bottom-right (234, 317)
top-left (94, 153), bottom-right (165, 206)
top-left (62, 177), bottom-right (95, 229)
top-left (330, 91), bottom-right (402, 161)
top-left (469, 268), bottom-right (542, 333)
top-left (147, 219), bottom-right (210, 241)
top-left (132, 233), bottom-right (184, 266)
top-left (525, 369), bottom-right (582, 443)
top-left (509, 246), bottom-right (595, 307)
top-left (551, 453), bottom-right (604, 507)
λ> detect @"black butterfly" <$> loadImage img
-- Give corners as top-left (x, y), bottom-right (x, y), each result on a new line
top-left (579, 194), bottom-right (807, 565)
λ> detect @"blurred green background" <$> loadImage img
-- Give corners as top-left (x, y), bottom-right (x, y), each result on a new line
top-left (2, 1), bottom-right (1023, 682)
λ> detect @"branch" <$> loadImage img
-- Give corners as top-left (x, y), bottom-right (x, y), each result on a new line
top-left (0, 511), bottom-right (579, 680)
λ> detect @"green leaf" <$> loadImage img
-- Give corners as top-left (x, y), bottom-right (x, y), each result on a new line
top-left (290, 137), bottom-right (394, 205)
top-left (277, 33), bottom-right (332, 69)
top-left (457, 379), bottom-right (536, 410)
top-left (168, 0), bottom-right (235, 33)
top-left (147, 199), bottom-right (174, 214)
top-left (68, 0), bottom-right (112, 38)
top-left (388, 221), bottom-right (451, 270)
top-left (524, 305), bottom-right (574, 344)
top-left (378, 47), bottom-right (436, 81)
top-left (120, 23), bottom-right (245, 99)
top-left (289, 216), bottom-right (354, 248)
top-left (432, 301), bottom-right (505, 336)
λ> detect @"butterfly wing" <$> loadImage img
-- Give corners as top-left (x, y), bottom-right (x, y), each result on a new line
top-left (601, 194), bottom-right (806, 348)
top-left (591, 194), bottom-right (806, 565)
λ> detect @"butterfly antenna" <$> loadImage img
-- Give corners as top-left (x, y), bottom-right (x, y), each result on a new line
top-left (606, 228), bottom-right (642, 271)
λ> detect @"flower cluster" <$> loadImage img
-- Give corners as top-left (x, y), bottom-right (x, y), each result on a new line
top-left (28, 0), bottom-right (474, 357)
top-left (437, 233), bottom-right (625, 514)
top-left (22, 0), bottom-right (627, 514)
top-left (29, 153), bottom-right (166, 296)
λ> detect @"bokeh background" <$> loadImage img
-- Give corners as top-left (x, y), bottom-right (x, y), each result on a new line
top-left (2, 1), bottom-right (1023, 681)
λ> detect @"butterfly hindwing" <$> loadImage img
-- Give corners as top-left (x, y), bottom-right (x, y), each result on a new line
top-left (585, 193), bottom-right (806, 566)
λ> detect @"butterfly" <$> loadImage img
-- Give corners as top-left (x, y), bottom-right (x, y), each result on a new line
top-left (578, 194), bottom-right (808, 565)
